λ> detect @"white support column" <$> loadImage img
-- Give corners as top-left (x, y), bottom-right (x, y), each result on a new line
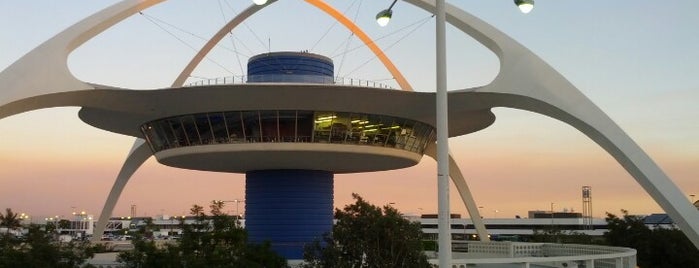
top-left (585, 259), bottom-right (595, 268)
top-left (91, 140), bottom-right (152, 242)
top-left (615, 257), bottom-right (623, 268)
top-left (435, 0), bottom-right (452, 266)
top-left (447, 151), bottom-right (489, 241)
top-left (424, 145), bottom-right (489, 242)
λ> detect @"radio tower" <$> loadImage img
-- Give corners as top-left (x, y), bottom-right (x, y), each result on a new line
top-left (582, 186), bottom-right (592, 229)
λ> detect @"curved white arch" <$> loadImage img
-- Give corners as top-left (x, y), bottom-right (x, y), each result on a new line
top-left (0, 0), bottom-right (164, 243)
top-left (171, 0), bottom-right (276, 87)
top-left (406, 0), bottom-right (699, 248)
top-left (0, 0), bottom-right (164, 110)
top-left (91, 140), bottom-right (152, 242)
top-left (424, 144), bottom-right (489, 241)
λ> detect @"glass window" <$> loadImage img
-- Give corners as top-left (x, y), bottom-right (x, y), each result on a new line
top-left (225, 111), bottom-right (244, 142)
top-left (397, 120), bottom-right (416, 151)
top-left (330, 112), bottom-right (350, 143)
top-left (209, 112), bottom-right (228, 144)
top-left (242, 111), bottom-right (260, 142)
top-left (314, 111), bottom-right (334, 143)
top-left (180, 115), bottom-right (200, 145)
top-left (259, 110), bottom-right (278, 142)
top-left (194, 114), bottom-right (213, 144)
top-left (167, 118), bottom-right (188, 147)
top-left (141, 110), bottom-right (435, 154)
top-left (278, 110), bottom-right (297, 142)
top-left (362, 114), bottom-right (382, 145)
top-left (296, 111), bottom-right (314, 142)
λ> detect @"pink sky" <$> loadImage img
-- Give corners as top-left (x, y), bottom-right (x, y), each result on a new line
top-left (0, 107), bottom-right (695, 221)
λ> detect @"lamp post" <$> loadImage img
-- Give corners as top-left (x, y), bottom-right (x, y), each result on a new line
top-left (234, 199), bottom-right (243, 219)
top-left (514, 0), bottom-right (535, 14)
top-left (550, 202), bottom-right (555, 226)
top-left (376, 0), bottom-right (398, 27)
top-left (375, 2), bottom-right (534, 266)
top-left (215, 199), bottom-right (245, 219)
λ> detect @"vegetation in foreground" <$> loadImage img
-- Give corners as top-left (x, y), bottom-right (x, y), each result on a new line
top-left (603, 210), bottom-right (699, 268)
top-left (302, 193), bottom-right (431, 268)
top-left (3, 203), bottom-right (699, 268)
top-left (0, 208), bottom-right (98, 268)
top-left (117, 201), bottom-right (287, 268)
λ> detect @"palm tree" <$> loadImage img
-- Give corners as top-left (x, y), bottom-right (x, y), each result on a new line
top-left (0, 208), bottom-right (21, 232)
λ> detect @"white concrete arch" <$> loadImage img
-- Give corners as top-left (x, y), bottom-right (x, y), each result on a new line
top-left (92, 140), bottom-right (152, 243)
top-left (0, 0), bottom-right (164, 110)
top-left (405, 0), bottom-right (699, 248)
top-left (0, 0), bottom-right (165, 243)
top-left (424, 145), bottom-right (490, 241)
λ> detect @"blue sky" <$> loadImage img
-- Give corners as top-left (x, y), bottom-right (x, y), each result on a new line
top-left (1, 0), bottom-right (697, 220)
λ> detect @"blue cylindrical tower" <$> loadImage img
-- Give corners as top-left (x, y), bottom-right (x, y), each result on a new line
top-left (247, 51), bottom-right (334, 84)
top-left (246, 170), bottom-right (333, 259)
top-left (246, 51), bottom-right (335, 260)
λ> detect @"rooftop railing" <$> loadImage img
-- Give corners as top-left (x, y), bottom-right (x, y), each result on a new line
top-left (184, 74), bottom-right (394, 89)
top-left (426, 241), bottom-right (637, 268)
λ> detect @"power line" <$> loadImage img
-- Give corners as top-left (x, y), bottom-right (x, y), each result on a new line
top-left (139, 12), bottom-right (236, 76)
top-left (335, 0), bottom-right (364, 77)
top-left (218, 0), bottom-right (245, 75)
top-left (342, 15), bottom-right (433, 78)
top-left (222, 0), bottom-right (269, 53)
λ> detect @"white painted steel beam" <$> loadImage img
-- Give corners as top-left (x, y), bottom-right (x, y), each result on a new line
top-left (424, 145), bottom-right (490, 242)
top-left (91, 140), bottom-right (152, 242)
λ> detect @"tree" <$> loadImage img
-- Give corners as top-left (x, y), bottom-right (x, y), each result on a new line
top-left (0, 224), bottom-right (97, 267)
top-left (0, 208), bottom-right (21, 232)
top-left (529, 226), bottom-right (597, 244)
top-left (303, 193), bottom-right (430, 268)
top-left (57, 219), bottom-right (71, 231)
top-left (118, 201), bottom-right (287, 268)
top-left (604, 210), bottom-right (699, 268)
top-left (604, 210), bottom-right (651, 253)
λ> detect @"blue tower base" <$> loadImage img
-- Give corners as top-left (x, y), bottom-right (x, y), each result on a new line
top-left (245, 169), bottom-right (334, 260)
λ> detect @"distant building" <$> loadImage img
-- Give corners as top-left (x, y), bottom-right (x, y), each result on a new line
top-left (528, 210), bottom-right (583, 219)
top-left (418, 213), bottom-right (608, 242)
top-left (643, 213), bottom-right (677, 230)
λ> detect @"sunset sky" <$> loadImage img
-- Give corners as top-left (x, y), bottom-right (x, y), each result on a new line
top-left (1, 0), bottom-right (697, 221)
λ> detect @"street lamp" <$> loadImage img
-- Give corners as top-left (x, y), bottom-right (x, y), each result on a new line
top-left (550, 202), bottom-right (555, 225)
top-left (252, 0), bottom-right (268, 5)
top-left (377, 2), bottom-right (533, 266)
top-left (514, 0), bottom-right (535, 14)
top-left (376, 1), bottom-right (453, 263)
top-left (376, 0), bottom-right (398, 27)
top-left (378, 0), bottom-right (534, 27)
